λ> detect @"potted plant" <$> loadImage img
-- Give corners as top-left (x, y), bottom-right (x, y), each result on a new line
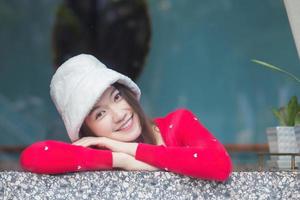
top-left (267, 96), bottom-right (300, 168)
top-left (252, 60), bottom-right (300, 168)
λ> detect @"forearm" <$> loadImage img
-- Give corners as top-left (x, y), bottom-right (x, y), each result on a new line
top-left (20, 140), bottom-right (113, 174)
top-left (112, 152), bottom-right (159, 171)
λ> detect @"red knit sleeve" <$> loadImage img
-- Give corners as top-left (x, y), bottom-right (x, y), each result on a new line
top-left (135, 109), bottom-right (233, 181)
top-left (20, 140), bottom-right (113, 174)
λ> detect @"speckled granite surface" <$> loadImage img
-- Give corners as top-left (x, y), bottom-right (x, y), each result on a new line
top-left (0, 171), bottom-right (299, 200)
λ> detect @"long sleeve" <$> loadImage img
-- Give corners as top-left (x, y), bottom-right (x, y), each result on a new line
top-left (135, 108), bottom-right (232, 181)
top-left (20, 140), bottom-right (113, 174)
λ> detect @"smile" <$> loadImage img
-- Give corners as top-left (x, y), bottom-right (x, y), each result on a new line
top-left (116, 114), bottom-right (134, 132)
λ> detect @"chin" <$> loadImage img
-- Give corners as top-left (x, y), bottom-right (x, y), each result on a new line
top-left (119, 127), bottom-right (142, 142)
top-left (113, 117), bottom-right (142, 142)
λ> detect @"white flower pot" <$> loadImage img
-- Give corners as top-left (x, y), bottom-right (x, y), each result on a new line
top-left (295, 125), bottom-right (300, 150)
top-left (266, 126), bottom-right (300, 169)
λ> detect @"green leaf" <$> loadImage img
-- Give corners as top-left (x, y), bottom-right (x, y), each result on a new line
top-left (251, 59), bottom-right (300, 84)
top-left (286, 96), bottom-right (298, 126)
top-left (272, 107), bottom-right (287, 126)
top-left (295, 112), bottom-right (300, 125)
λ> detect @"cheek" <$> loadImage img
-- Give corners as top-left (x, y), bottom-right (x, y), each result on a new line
top-left (135, 114), bottom-right (142, 130)
top-left (88, 118), bottom-right (113, 137)
top-left (121, 99), bottom-right (132, 110)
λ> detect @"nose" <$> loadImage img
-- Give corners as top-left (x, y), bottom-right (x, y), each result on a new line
top-left (111, 107), bottom-right (127, 124)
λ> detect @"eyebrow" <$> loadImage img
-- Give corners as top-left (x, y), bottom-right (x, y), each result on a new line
top-left (88, 88), bottom-right (117, 116)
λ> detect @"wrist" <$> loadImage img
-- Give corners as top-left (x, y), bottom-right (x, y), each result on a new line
top-left (123, 142), bottom-right (139, 157)
top-left (112, 152), bottom-right (128, 168)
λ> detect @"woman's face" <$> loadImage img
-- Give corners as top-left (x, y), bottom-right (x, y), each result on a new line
top-left (84, 85), bottom-right (142, 142)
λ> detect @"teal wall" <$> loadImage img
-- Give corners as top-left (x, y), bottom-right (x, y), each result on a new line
top-left (138, 0), bottom-right (300, 144)
top-left (0, 0), bottom-right (299, 148)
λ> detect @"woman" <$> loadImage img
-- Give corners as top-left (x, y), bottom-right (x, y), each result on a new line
top-left (20, 54), bottom-right (232, 181)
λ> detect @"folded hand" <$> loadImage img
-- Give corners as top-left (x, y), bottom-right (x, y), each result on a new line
top-left (72, 136), bottom-right (138, 156)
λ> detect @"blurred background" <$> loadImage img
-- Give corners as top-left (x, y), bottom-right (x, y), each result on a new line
top-left (0, 0), bottom-right (299, 170)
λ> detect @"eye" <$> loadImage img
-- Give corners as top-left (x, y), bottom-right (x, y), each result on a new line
top-left (95, 110), bottom-right (105, 119)
top-left (114, 92), bottom-right (122, 102)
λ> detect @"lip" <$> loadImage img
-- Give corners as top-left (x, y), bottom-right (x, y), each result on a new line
top-left (116, 114), bottom-right (134, 132)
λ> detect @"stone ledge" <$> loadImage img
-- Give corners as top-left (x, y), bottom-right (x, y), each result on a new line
top-left (0, 171), bottom-right (299, 199)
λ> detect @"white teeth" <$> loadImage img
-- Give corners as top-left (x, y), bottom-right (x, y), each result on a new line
top-left (120, 118), bottom-right (132, 130)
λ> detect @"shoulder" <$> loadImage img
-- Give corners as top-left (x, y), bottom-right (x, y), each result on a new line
top-left (168, 108), bottom-right (196, 118)
top-left (154, 108), bottom-right (196, 122)
top-left (153, 108), bottom-right (197, 123)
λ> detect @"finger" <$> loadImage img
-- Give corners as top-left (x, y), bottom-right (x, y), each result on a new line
top-left (73, 137), bottom-right (95, 147)
top-left (72, 137), bottom-right (87, 145)
top-left (74, 137), bottom-right (107, 149)
top-left (73, 140), bottom-right (87, 146)
top-left (80, 139), bottom-right (99, 147)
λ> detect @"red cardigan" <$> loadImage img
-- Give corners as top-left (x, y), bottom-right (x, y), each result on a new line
top-left (136, 108), bottom-right (232, 181)
top-left (20, 108), bottom-right (232, 181)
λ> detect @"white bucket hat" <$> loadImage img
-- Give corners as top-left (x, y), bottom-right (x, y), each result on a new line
top-left (50, 54), bottom-right (141, 142)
